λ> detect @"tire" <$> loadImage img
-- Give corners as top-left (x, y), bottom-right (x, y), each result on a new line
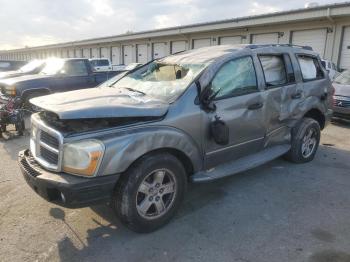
top-left (112, 152), bottom-right (187, 233)
top-left (284, 117), bottom-right (321, 163)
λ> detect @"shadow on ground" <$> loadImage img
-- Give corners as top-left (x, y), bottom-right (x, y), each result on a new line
top-left (49, 143), bottom-right (350, 262)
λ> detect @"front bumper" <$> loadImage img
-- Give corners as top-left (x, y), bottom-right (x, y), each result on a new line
top-left (332, 106), bottom-right (350, 120)
top-left (18, 149), bottom-right (120, 208)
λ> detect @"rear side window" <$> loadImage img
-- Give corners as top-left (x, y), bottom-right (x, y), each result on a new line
top-left (259, 55), bottom-right (288, 87)
top-left (297, 55), bottom-right (324, 81)
top-left (64, 60), bottom-right (88, 76)
top-left (211, 56), bottom-right (258, 99)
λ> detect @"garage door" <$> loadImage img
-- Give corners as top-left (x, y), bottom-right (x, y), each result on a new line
top-left (68, 49), bottom-right (75, 58)
top-left (252, 33), bottom-right (279, 44)
top-left (111, 47), bottom-right (120, 64)
top-left (91, 48), bottom-right (99, 58)
top-left (171, 41), bottom-right (187, 54)
top-left (219, 36), bottom-right (242, 45)
top-left (123, 45), bottom-right (133, 65)
top-left (193, 38), bottom-right (211, 49)
top-left (153, 42), bottom-right (167, 59)
top-left (83, 48), bottom-right (90, 58)
top-left (137, 44), bottom-right (148, 64)
top-left (75, 49), bottom-right (82, 58)
top-left (340, 26), bottom-right (350, 70)
top-left (292, 29), bottom-right (327, 57)
top-left (100, 47), bottom-right (110, 59)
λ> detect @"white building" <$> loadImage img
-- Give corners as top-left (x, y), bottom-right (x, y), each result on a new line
top-left (1, 2), bottom-right (350, 70)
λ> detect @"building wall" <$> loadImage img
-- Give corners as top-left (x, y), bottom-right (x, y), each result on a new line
top-left (1, 16), bottom-right (350, 69)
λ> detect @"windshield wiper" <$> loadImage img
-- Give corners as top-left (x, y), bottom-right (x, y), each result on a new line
top-left (124, 87), bottom-right (146, 95)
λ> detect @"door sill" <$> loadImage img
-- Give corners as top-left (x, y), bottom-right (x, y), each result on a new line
top-left (191, 144), bottom-right (291, 183)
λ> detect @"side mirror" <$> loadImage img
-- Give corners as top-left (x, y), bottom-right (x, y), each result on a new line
top-left (199, 84), bottom-right (220, 111)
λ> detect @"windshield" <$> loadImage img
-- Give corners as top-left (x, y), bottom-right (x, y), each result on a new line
top-left (334, 70), bottom-right (350, 85)
top-left (40, 58), bottom-right (65, 75)
top-left (19, 60), bottom-right (44, 73)
top-left (111, 61), bottom-right (206, 102)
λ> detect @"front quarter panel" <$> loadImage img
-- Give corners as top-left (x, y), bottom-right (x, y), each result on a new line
top-left (97, 126), bottom-right (202, 176)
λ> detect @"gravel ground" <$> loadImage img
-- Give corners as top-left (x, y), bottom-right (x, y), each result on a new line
top-left (0, 119), bottom-right (350, 262)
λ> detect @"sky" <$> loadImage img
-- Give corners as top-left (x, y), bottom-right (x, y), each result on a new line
top-left (0, 0), bottom-right (346, 50)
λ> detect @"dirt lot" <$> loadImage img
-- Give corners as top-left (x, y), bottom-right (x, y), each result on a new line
top-left (0, 120), bottom-right (350, 262)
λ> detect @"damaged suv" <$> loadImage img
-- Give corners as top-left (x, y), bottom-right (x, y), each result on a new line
top-left (19, 45), bottom-right (333, 232)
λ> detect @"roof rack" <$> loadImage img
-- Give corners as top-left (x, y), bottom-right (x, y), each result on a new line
top-left (245, 44), bottom-right (313, 51)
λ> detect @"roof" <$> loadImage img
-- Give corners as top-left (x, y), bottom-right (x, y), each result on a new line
top-left (2, 2), bottom-right (350, 52)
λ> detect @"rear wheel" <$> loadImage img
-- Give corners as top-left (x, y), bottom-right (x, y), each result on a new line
top-left (112, 152), bottom-right (187, 233)
top-left (285, 117), bottom-right (320, 163)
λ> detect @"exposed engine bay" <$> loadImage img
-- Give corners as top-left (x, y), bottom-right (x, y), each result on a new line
top-left (38, 111), bottom-right (161, 134)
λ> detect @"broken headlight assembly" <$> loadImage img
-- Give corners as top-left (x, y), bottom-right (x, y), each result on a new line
top-left (62, 140), bottom-right (105, 177)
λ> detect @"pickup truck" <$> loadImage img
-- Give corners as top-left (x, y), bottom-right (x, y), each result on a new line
top-left (89, 58), bottom-right (112, 72)
top-left (0, 58), bottom-right (118, 108)
top-left (0, 59), bottom-right (46, 80)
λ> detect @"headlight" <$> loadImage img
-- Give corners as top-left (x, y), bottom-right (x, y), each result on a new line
top-left (62, 140), bottom-right (105, 177)
top-left (4, 86), bottom-right (16, 96)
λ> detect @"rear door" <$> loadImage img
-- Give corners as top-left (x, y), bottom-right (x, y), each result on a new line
top-left (257, 52), bottom-right (299, 147)
top-left (204, 56), bottom-right (266, 168)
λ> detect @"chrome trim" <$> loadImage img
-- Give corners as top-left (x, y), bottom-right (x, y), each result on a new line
top-left (206, 137), bottom-right (264, 156)
top-left (30, 114), bottom-right (64, 172)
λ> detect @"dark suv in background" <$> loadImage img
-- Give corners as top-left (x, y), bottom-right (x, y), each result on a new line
top-left (19, 44), bottom-right (332, 232)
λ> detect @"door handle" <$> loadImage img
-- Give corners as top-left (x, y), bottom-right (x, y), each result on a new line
top-left (247, 102), bottom-right (263, 110)
top-left (291, 92), bottom-right (302, 99)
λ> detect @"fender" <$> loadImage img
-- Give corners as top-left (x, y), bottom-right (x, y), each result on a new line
top-left (96, 126), bottom-right (203, 176)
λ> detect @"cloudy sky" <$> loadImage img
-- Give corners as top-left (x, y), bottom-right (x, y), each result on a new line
top-left (0, 0), bottom-right (345, 50)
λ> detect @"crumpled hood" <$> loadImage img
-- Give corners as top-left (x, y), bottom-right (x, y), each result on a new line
top-left (30, 87), bottom-right (169, 119)
top-left (333, 83), bottom-right (350, 97)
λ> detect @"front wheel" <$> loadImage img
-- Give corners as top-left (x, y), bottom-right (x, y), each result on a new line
top-left (285, 117), bottom-right (321, 163)
top-left (112, 152), bottom-right (187, 233)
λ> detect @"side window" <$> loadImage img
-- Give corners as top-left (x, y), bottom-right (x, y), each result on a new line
top-left (211, 56), bottom-right (258, 99)
top-left (259, 55), bottom-right (288, 87)
top-left (297, 55), bottom-right (324, 81)
top-left (64, 61), bottom-right (88, 76)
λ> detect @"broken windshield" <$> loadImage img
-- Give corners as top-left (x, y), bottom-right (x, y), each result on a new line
top-left (111, 61), bottom-right (207, 102)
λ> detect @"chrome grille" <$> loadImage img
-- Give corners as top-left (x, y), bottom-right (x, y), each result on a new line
top-left (40, 146), bottom-right (59, 165)
top-left (40, 130), bottom-right (59, 149)
top-left (334, 98), bottom-right (350, 108)
top-left (30, 114), bottom-right (63, 172)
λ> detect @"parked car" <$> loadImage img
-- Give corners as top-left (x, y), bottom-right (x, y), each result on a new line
top-left (89, 58), bottom-right (112, 72)
top-left (0, 59), bottom-right (46, 80)
top-left (19, 45), bottom-right (332, 232)
top-left (321, 59), bottom-right (339, 81)
top-left (332, 69), bottom-right (350, 119)
top-left (0, 60), bottom-right (27, 72)
top-left (0, 58), bottom-right (118, 108)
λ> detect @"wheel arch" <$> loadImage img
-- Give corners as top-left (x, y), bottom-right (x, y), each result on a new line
top-left (304, 108), bottom-right (326, 130)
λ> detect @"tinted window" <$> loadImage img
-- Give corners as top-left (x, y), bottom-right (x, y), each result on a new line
top-left (97, 60), bottom-right (109, 66)
top-left (259, 55), bottom-right (287, 87)
top-left (211, 56), bottom-right (258, 99)
top-left (64, 60), bottom-right (88, 76)
top-left (297, 55), bottom-right (324, 81)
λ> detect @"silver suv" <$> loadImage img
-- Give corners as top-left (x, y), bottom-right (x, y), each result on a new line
top-left (19, 45), bottom-right (333, 232)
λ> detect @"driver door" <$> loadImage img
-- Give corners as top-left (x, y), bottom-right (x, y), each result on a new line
top-left (203, 56), bottom-right (266, 169)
